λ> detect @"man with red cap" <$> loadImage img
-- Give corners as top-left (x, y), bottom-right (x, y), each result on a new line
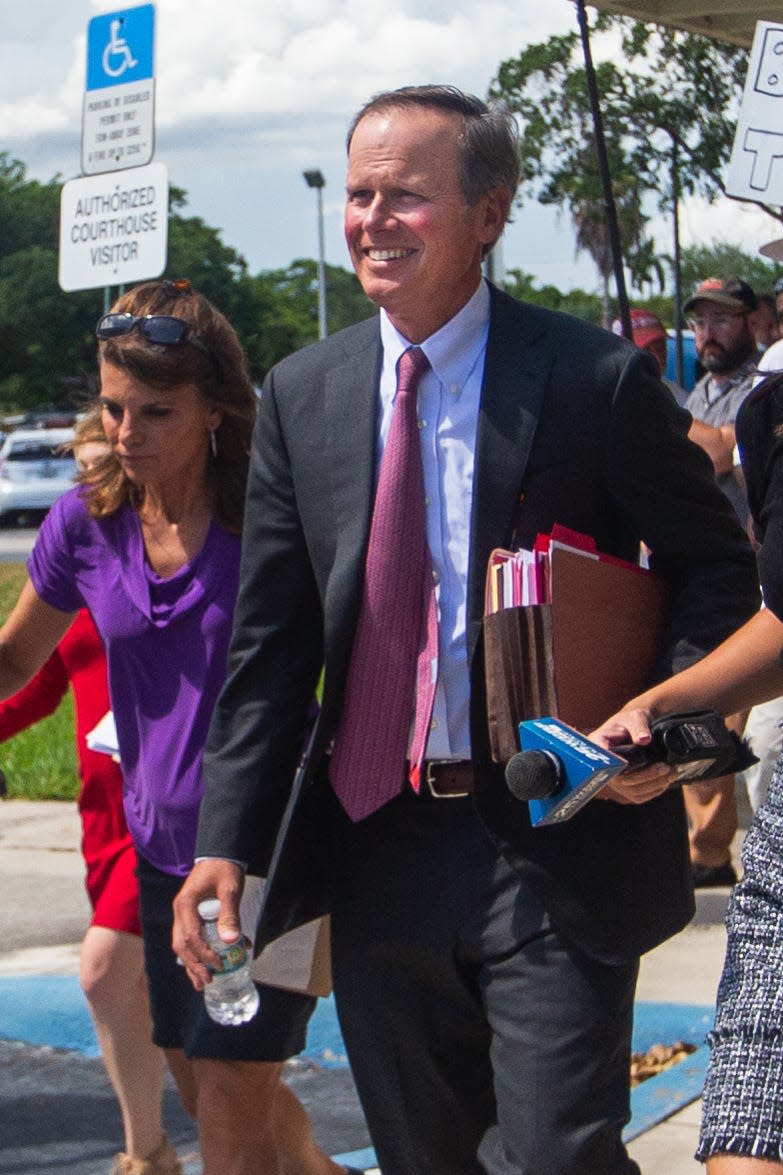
top-left (612, 308), bottom-right (670, 377)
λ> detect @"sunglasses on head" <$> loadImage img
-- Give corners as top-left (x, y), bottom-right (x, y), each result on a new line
top-left (95, 313), bottom-right (201, 346)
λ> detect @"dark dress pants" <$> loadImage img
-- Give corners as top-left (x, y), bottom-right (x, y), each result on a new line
top-left (327, 787), bottom-right (641, 1175)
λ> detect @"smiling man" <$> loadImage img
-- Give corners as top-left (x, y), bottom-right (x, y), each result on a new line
top-left (343, 100), bottom-right (507, 341)
top-left (174, 86), bottom-right (758, 1175)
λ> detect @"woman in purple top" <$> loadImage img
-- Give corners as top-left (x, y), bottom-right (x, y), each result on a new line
top-left (0, 280), bottom-right (345, 1175)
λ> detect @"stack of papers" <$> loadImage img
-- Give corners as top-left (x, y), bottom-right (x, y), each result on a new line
top-left (485, 524), bottom-right (645, 614)
top-left (482, 525), bottom-right (668, 761)
top-left (86, 711), bottom-right (119, 758)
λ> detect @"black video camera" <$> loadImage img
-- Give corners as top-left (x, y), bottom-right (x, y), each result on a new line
top-left (616, 710), bottom-right (757, 783)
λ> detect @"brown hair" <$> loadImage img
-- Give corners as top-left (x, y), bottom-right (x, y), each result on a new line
top-left (88, 279), bottom-right (256, 531)
top-left (72, 404), bottom-right (109, 449)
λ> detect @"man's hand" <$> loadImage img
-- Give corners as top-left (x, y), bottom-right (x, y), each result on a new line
top-left (172, 859), bottom-right (246, 991)
top-left (589, 707), bottom-right (678, 805)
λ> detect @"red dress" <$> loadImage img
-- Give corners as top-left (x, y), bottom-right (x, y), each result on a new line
top-left (0, 609), bottom-right (140, 934)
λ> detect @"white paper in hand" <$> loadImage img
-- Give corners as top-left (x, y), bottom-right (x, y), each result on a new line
top-left (86, 711), bottom-right (119, 757)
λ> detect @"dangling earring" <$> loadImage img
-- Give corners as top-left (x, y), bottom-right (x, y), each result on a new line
top-left (210, 428), bottom-right (218, 459)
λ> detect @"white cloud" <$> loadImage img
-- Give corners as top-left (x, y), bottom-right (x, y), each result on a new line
top-left (674, 195), bottom-right (782, 256)
top-left (2, 0), bottom-right (773, 291)
top-left (2, 0), bottom-right (585, 276)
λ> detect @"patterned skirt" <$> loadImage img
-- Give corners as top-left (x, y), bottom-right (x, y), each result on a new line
top-left (697, 752), bottom-right (783, 1162)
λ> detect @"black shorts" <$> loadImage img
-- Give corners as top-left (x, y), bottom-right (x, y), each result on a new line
top-left (136, 855), bottom-right (316, 1061)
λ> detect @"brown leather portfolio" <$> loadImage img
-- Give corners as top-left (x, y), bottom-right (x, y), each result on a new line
top-left (484, 545), bottom-right (669, 763)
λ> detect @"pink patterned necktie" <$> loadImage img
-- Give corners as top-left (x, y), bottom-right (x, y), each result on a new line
top-left (330, 346), bottom-right (438, 820)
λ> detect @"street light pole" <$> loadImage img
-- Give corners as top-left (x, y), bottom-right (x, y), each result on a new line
top-left (303, 169), bottom-right (328, 339)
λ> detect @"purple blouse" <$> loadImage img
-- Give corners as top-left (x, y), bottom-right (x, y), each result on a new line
top-left (28, 486), bottom-right (240, 876)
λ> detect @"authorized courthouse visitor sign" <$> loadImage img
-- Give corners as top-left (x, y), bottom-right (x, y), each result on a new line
top-left (58, 162), bottom-right (168, 292)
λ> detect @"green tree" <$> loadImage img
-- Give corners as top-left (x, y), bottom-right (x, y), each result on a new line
top-left (679, 242), bottom-right (783, 298)
top-left (0, 247), bottom-right (101, 412)
top-left (0, 152), bottom-right (60, 254)
top-left (490, 15), bottom-right (767, 302)
top-left (248, 260), bottom-right (374, 376)
top-left (566, 144), bottom-right (662, 324)
top-left (0, 157), bottom-right (376, 410)
top-left (503, 268), bottom-right (603, 323)
top-left (0, 153), bottom-right (102, 411)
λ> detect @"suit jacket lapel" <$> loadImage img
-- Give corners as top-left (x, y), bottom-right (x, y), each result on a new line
top-left (467, 288), bottom-right (555, 659)
top-left (323, 324), bottom-right (382, 674)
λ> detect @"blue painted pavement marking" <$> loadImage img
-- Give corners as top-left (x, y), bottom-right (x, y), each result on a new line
top-left (0, 975), bottom-right (348, 1064)
top-left (0, 974), bottom-right (100, 1056)
top-left (625, 1002), bottom-right (714, 1141)
top-left (0, 977), bottom-right (714, 1145)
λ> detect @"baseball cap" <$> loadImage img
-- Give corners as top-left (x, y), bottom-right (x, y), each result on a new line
top-left (611, 308), bottom-right (667, 348)
top-left (683, 276), bottom-right (757, 315)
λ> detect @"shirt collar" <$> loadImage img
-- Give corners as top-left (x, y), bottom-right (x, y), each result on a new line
top-left (704, 357), bottom-right (758, 401)
top-left (379, 279), bottom-right (491, 400)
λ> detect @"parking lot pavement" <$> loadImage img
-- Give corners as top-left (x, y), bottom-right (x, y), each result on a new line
top-left (0, 525), bottom-right (37, 563)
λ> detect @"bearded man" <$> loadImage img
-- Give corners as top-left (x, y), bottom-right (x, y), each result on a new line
top-left (684, 276), bottom-right (759, 523)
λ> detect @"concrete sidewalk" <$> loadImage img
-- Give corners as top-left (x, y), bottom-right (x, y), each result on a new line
top-left (0, 796), bottom-right (746, 1173)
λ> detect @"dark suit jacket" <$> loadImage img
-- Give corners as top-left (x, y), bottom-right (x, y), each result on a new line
top-left (197, 284), bottom-right (759, 965)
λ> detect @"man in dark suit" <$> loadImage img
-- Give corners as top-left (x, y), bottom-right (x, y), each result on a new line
top-left (173, 86), bottom-right (758, 1175)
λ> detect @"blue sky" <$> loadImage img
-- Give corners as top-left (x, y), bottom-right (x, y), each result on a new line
top-left (3, 0), bottom-right (780, 290)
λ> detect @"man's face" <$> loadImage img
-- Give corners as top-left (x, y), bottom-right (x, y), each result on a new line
top-left (344, 106), bottom-right (506, 342)
top-left (689, 300), bottom-right (756, 375)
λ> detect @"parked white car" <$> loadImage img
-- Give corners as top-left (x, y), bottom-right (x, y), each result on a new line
top-left (0, 428), bottom-right (77, 526)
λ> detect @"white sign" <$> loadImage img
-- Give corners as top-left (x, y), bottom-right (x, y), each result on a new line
top-left (58, 162), bottom-right (168, 292)
top-left (727, 21), bottom-right (783, 205)
top-left (82, 5), bottom-right (155, 175)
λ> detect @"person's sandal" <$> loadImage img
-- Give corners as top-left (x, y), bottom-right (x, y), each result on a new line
top-left (110, 1134), bottom-right (183, 1175)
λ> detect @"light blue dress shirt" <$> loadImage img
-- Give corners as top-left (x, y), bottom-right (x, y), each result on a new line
top-left (378, 279), bottom-right (490, 761)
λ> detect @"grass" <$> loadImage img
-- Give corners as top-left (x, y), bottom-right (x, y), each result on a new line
top-left (0, 563), bottom-right (78, 801)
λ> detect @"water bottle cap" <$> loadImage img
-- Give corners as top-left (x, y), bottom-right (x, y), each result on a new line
top-left (198, 899), bottom-right (221, 921)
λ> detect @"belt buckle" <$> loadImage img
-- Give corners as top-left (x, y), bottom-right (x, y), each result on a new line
top-left (425, 760), bottom-right (469, 799)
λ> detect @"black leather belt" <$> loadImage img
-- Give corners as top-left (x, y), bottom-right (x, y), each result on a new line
top-left (420, 760), bottom-right (473, 798)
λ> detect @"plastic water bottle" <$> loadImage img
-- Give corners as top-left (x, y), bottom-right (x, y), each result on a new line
top-left (198, 899), bottom-right (260, 1025)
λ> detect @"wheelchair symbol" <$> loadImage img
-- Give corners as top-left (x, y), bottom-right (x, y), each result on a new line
top-left (102, 18), bottom-right (138, 79)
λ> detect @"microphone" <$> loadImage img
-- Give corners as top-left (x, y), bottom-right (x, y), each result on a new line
top-left (505, 749), bottom-right (563, 801)
top-left (505, 718), bottom-right (628, 826)
top-left (507, 711), bottom-right (758, 827)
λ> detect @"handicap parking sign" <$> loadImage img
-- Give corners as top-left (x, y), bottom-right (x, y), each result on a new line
top-left (86, 5), bottom-right (155, 91)
top-left (82, 4), bottom-right (156, 175)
